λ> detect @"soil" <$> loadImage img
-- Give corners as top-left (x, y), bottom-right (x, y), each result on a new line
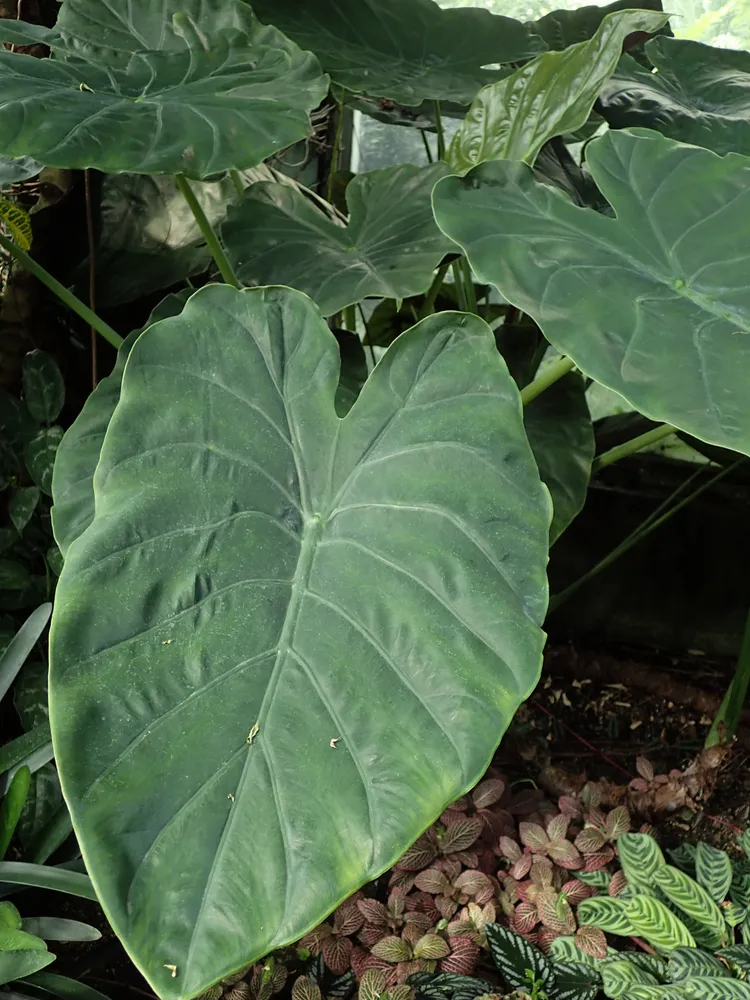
top-left (6, 638), bottom-right (749, 1000)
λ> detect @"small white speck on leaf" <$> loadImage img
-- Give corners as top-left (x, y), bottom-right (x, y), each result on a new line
top-left (247, 723), bottom-right (260, 745)
top-left (330, 737), bottom-right (340, 749)
top-left (164, 965), bottom-right (178, 978)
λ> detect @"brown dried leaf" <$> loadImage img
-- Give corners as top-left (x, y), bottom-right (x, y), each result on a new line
top-left (636, 756), bottom-right (655, 781)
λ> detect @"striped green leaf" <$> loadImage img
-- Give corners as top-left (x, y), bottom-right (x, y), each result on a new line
top-left (724, 903), bottom-right (747, 927)
top-left (731, 873), bottom-right (750, 908)
top-left (653, 867), bottom-right (726, 942)
top-left (723, 944), bottom-right (750, 975)
top-left (601, 953), bottom-right (668, 982)
top-left (577, 897), bottom-right (635, 937)
top-left (624, 988), bottom-right (687, 999)
top-left (601, 960), bottom-right (660, 999)
top-left (683, 978), bottom-right (750, 999)
top-left (549, 960), bottom-right (601, 1000)
top-left (576, 870), bottom-right (612, 889)
top-left (485, 924), bottom-right (552, 992)
top-left (658, 896), bottom-right (721, 951)
top-left (667, 947), bottom-right (729, 982)
top-left (739, 830), bottom-right (750, 861)
top-left (670, 844), bottom-right (698, 877)
top-left (695, 844), bottom-right (733, 904)
top-left (624, 895), bottom-right (696, 951)
top-left (618, 834), bottom-right (666, 891)
top-left (548, 936), bottom-right (599, 968)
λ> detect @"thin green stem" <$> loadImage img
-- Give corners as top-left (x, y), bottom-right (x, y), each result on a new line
top-left (433, 101), bottom-right (446, 160)
top-left (328, 99), bottom-right (345, 203)
top-left (460, 257), bottom-right (478, 315)
top-left (549, 459), bottom-right (742, 612)
top-left (451, 259), bottom-right (468, 311)
top-left (230, 168), bottom-right (244, 200)
top-left (175, 174), bottom-right (239, 288)
top-left (593, 423), bottom-right (677, 471)
top-left (420, 260), bottom-right (451, 317)
top-left (520, 355), bottom-right (576, 406)
top-left (419, 129), bottom-right (434, 164)
top-left (0, 233), bottom-right (122, 348)
top-left (343, 305), bottom-right (357, 332)
top-left (707, 599), bottom-right (750, 747)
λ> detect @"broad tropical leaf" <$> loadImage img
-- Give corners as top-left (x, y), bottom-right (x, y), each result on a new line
top-left (529, 0), bottom-right (668, 50)
top-left (248, 0), bottom-right (546, 106)
top-left (0, 0), bottom-right (328, 179)
top-left (52, 293), bottom-right (190, 558)
top-left (653, 866), bottom-right (725, 942)
top-left (49, 286), bottom-right (550, 1000)
top-left (695, 842), bottom-right (733, 904)
top-left (576, 897), bottom-right (635, 937)
top-left (222, 165), bottom-right (453, 317)
top-left (433, 128), bottom-right (750, 457)
top-left (485, 924), bottom-right (551, 992)
top-left (524, 373), bottom-right (593, 543)
top-left (446, 9), bottom-right (669, 172)
top-left (599, 38), bottom-right (750, 156)
top-left (667, 947), bottom-right (729, 981)
top-left (624, 895), bottom-right (695, 951)
top-left (0, 155), bottom-right (41, 188)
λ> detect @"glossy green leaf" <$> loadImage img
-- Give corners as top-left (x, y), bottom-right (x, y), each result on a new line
top-left (25, 429), bottom-right (63, 497)
top-left (529, 0), bottom-right (668, 50)
top-left (0, 727), bottom-right (52, 782)
top-left (683, 980), bottom-right (750, 999)
top-left (21, 919), bottom-right (101, 944)
top-left (695, 842), bottom-right (733, 904)
top-left (0, 903), bottom-right (21, 930)
top-left (49, 285), bottom-right (550, 1000)
top-left (485, 924), bottom-right (551, 992)
top-left (624, 895), bottom-right (695, 951)
top-left (248, 0), bottom-right (546, 105)
top-left (16, 765), bottom-right (62, 849)
top-left (446, 9), bottom-right (669, 173)
top-left (0, 767), bottom-right (31, 859)
top-left (667, 947), bottom-right (729, 982)
top-left (22, 353), bottom-right (64, 427)
top-left (0, 863), bottom-right (96, 902)
top-left (0, 0), bottom-right (328, 180)
top-left (222, 165), bottom-right (453, 317)
top-left (653, 866), bottom-right (726, 942)
top-left (52, 293), bottom-right (190, 558)
top-left (21, 972), bottom-right (113, 1000)
top-left (0, 928), bottom-right (46, 952)
top-left (524, 373), bottom-right (593, 543)
top-left (576, 897), bottom-right (635, 937)
top-left (8, 490), bottom-right (39, 537)
top-left (599, 38), bottom-right (750, 156)
top-left (0, 606), bottom-right (51, 705)
top-left (0, 950), bottom-right (55, 987)
top-left (433, 128), bottom-right (750, 457)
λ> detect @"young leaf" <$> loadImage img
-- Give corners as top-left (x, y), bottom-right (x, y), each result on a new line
top-left (222, 165), bottom-right (453, 318)
top-left (0, 0), bottom-right (328, 179)
top-left (0, 765), bottom-right (31, 859)
top-left (615, 833), bottom-right (666, 891)
top-left (0, 862), bottom-right (97, 901)
top-left (485, 924), bottom-right (552, 992)
top-left (0, 948), bottom-right (55, 986)
top-left (624, 895), bottom-right (696, 951)
top-left (247, 0), bottom-right (546, 105)
top-left (0, 902), bottom-right (22, 930)
top-left (576, 897), bottom-right (634, 937)
top-left (49, 286), bottom-right (550, 1000)
top-left (446, 8), bottom-right (669, 171)
top-left (22, 351), bottom-right (64, 426)
top-left (653, 866), bottom-right (726, 941)
top-left (433, 129), bottom-right (750, 457)
top-left (695, 843), bottom-right (733, 904)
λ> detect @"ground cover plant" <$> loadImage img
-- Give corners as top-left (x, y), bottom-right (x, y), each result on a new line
top-left (1, 0), bottom-right (750, 999)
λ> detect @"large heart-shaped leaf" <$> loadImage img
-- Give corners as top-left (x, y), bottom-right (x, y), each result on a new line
top-left (529, 0), bottom-right (668, 50)
top-left (248, 0), bottom-right (546, 106)
top-left (49, 285), bottom-right (550, 1000)
top-left (524, 374), bottom-right (593, 544)
top-left (433, 128), bottom-right (750, 456)
top-left (0, 0), bottom-right (328, 179)
top-left (599, 37), bottom-right (750, 156)
top-left (222, 165), bottom-right (454, 316)
top-left (446, 8), bottom-right (669, 173)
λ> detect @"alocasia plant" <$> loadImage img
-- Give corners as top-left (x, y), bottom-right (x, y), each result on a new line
top-left (0, 0), bottom-right (748, 997)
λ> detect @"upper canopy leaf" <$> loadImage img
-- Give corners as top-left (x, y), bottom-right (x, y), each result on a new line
top-left (0, 0), bottom-right (328, 179)
top-left (447, 8), bottom-right (670, 173)
top-left (433, 128), bottom-right (750, 456)
top-left (529, 0), bottom-right (668, 50)
top-left (222, 164), bottom-right (454, 316)
top-left (599, 37), bottom-right (750, 156)
top-left (50, 285), bottom-right (550, 1000)
top-left (248, 0), bottom-right (546, 106)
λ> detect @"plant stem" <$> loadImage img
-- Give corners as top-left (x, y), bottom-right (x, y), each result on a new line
top-left (328, 98), bottom-right (345, 203)
top-left (707, 600), bottom-right (750, 747)
top-left (451, 259), bottom-right (468, 311)
top-left (549, 459), bottom-right (742, 612)
top-left (593, 423), bottom-right (677, 471)
top-left (420, 260), bottom-right (451, 317)
top-left (230, 168), bottom-right (245, 200)
top-left (0, 233), bottom-right (122, 348)
top-left (343, 304), bottom-right (357, 332)
top-left (460, 257), bottom-right (478, 315)
top-left (419, 129), bottom-right (434, 164)
top-left (175, 173), bottom-right (239, 288)
top-left (520, 355), bottom-right (576, 406)
top-left (433, 101), bottom-right (446, 160)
